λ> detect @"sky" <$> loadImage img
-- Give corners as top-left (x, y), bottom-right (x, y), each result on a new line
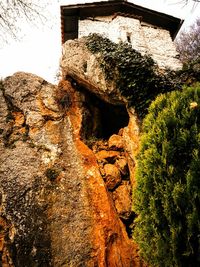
top-left (0, 0), bottom-right (200, 83)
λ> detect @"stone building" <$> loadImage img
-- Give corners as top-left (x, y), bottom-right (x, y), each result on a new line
top-left (61, 0), bottom-right (183, 70)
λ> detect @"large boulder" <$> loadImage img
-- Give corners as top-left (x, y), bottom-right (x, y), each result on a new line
top-left (61, 38), bottom-right (125, 105)
top-left (0, 73), bottom-right (140, 266)
top-left (103, 163), bottom-right (122, 190)
top-left (112, 181), bottom-right (132, 220)
top-left (122, 107), bottom-right (141, 187)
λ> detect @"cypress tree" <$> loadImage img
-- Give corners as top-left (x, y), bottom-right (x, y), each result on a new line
top-left (133, 84), bottom-right (200, 267)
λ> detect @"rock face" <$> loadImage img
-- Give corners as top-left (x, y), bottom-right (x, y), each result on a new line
top-left (61, 38), bottom-right (125, 105)
top-left (113, 181), bottom-right (132, 221)
top-left (0, 73), bottom-right (143, 266)
top-left (103, 163), bottom-right (122, 190)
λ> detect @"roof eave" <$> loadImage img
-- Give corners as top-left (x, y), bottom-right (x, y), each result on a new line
top-left (61, 1), bottom-right (183, 39)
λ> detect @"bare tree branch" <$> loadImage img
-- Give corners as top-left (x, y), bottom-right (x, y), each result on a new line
top-left (175, 18), bottom-right (200, 65)
top-left (177, 0), bottom-right (200, 10)
top-left (0, 0), bottom-right (46, 42)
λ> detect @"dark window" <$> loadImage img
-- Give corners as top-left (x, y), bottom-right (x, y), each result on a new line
top-left (127, 33), bottom-right (131, 43)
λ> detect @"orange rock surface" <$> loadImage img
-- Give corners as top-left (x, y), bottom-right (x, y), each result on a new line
top-left (0, 73), bottom-right (145, 267)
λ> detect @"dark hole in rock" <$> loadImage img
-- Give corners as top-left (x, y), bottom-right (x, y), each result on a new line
top-left (80, 88), bottom-right (129, 141)
top-left (120, 212), bottom-right (136, 238)
top-left (100, 101), bottom-right (129, 139)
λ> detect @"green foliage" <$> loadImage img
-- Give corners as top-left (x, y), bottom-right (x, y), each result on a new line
top-left (133, 84), bottom-right (200, 266)
top-left (177, 59), bottom-right (200, 85)
top-left (86, 33), bottom-right (180, 118)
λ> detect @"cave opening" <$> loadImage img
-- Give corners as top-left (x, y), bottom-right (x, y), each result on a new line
top-left (76, 85), bottom-right (133, 238)
top-left (99, 101), bottom-right (129, 139)
top-left (80, 89), bottom-right (129, 141)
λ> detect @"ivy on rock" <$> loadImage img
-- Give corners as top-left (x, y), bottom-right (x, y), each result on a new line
top-left (86, 33), bottom-right (180, 119)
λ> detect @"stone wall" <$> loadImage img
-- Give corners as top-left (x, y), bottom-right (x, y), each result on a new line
top-left (79, 15), bottom-right (182, 70)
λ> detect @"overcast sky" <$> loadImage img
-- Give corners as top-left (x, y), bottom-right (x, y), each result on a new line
top-left (0, 0), bottom-right (199, 83)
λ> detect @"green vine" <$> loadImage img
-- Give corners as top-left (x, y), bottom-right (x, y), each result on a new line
top-left (86, 33), bottom-right (181, 119)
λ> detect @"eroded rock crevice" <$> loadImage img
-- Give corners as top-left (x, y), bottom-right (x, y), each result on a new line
top-left (76, 86), bottom-right (129, 142)
top-left (58, 78), bottom-right (143, 266)
top-left (93, 136), bottom-right (135, 237)
top-left (72, 81), bottom-right (135, 239)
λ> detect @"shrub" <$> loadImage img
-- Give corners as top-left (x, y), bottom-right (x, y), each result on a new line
top-left (133, 84), bottom-right (200, 267)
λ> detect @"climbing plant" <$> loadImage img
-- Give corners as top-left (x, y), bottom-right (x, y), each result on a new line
top-left (86, 33), bottom-right (181, 118)
top-left (133, 84), bottom-right (200, 267)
